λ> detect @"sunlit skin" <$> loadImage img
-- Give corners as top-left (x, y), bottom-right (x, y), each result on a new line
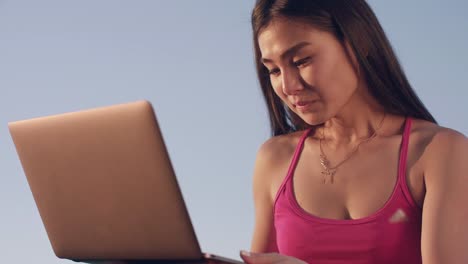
top-left (259, 17), bottom-right (385, 144)
top-left (242, 17), bottom-right (468, 264)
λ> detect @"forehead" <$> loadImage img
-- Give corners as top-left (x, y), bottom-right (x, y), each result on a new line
top-left (258, 18), bottom-right (327, 59)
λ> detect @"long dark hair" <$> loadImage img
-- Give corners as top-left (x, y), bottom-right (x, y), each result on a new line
top-left (252, 0), bottom-right (436, 136)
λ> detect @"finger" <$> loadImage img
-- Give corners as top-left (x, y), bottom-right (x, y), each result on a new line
top-left (240, 250), bottom-right (282, 264)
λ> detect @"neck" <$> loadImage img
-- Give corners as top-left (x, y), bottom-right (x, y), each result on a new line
top-left (319, 88), bottom-right (386, 147)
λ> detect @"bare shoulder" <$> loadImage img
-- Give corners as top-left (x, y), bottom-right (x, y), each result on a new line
top-left (415, 122), bottom-right (468, 263)
top-left (411, 119), bottom-right (467, 150)
top-left (253, 130), bottom-right (306, 200)
top-left (256, 131), bottom-right (303, 163)
top-left (410, 119), bottom-right (467, 173)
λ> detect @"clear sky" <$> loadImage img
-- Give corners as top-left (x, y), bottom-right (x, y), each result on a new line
top-left (0, 1), bottom-right (466, 263)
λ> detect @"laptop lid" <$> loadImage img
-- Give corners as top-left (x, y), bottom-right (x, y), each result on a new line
top-left (9, 100), bottom-right (204, 260)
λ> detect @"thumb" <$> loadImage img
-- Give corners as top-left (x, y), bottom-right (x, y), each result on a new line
top-left (240, 250), bottom-right (281, 264)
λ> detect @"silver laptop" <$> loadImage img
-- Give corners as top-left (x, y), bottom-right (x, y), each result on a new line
top-left (8, 100), bottom-right (243, 264)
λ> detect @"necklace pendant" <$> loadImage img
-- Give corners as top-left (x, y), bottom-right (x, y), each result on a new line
top-left (319, 154), bottom-right (330, 167)
top-left (321, 167), bottom-right (336, 184)
top-left (319, 151), bottom-right (336, 183)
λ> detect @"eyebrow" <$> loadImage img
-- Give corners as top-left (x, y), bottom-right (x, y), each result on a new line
top-left (261, 41), bottom-right (311, 64)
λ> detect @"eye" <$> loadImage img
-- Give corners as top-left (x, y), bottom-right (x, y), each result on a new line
top-left (268, 68), bottom-right (280, 76)
top-left (293, 57), bottom-right (311, 67)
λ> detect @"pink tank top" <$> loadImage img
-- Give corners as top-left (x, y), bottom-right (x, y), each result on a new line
top-left (271, 118), bottom-right (422, 264)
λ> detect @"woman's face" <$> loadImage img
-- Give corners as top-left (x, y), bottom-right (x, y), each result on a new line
top-left (258, 17), bottom-right (362, 125)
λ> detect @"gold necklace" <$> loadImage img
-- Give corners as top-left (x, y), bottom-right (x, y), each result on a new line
top-left (319, 113), bottom-right (386, 184)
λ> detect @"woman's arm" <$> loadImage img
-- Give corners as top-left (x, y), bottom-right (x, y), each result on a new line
top-left (421, 129), bottom-right (468, 263)
top-left (250, 140), bottom-right (280, 253)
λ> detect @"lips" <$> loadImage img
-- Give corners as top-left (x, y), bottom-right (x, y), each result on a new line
top-left (293, 100), bottom-right (317, 107)
top-left (292, 100), bottom-right (318, 111)
top-left (295, 101), bottom-right (312, 106)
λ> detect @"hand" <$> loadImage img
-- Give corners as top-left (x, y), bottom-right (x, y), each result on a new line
top-left (240, 250), bottom-right (307, 264)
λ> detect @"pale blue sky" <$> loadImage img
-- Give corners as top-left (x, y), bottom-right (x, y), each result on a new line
top-left (0, 1), bottom-right (466, 263)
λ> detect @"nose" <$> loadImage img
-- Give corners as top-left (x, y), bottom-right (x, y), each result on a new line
top-left (281, 69), bottom-right (304, 95)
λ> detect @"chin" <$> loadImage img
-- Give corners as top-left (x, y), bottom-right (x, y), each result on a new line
top-left (297, 113), bottom-right (326, 126)
top-left (291, 103), bottom-right (329, 126)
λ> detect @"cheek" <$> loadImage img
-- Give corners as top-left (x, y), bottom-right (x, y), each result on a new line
top-left (270, 78), bottom-right (281, 94)
top-left (316, 58), bottom-right (358, 101)
top-left (300, 67), bottom-right (316, 86)
top-left (270, 78), bottom-right (288, 102)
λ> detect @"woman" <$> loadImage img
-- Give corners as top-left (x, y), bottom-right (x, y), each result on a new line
top-left (239, 0), bottom-right (468, 263)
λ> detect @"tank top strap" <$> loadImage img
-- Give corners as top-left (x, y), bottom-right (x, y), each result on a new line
top-left (398, 117), bottom-right (412, 182)
top-left (274, 128), bottom-right (313, 203)
top-left (397, 117), bottom-right (419, 207)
